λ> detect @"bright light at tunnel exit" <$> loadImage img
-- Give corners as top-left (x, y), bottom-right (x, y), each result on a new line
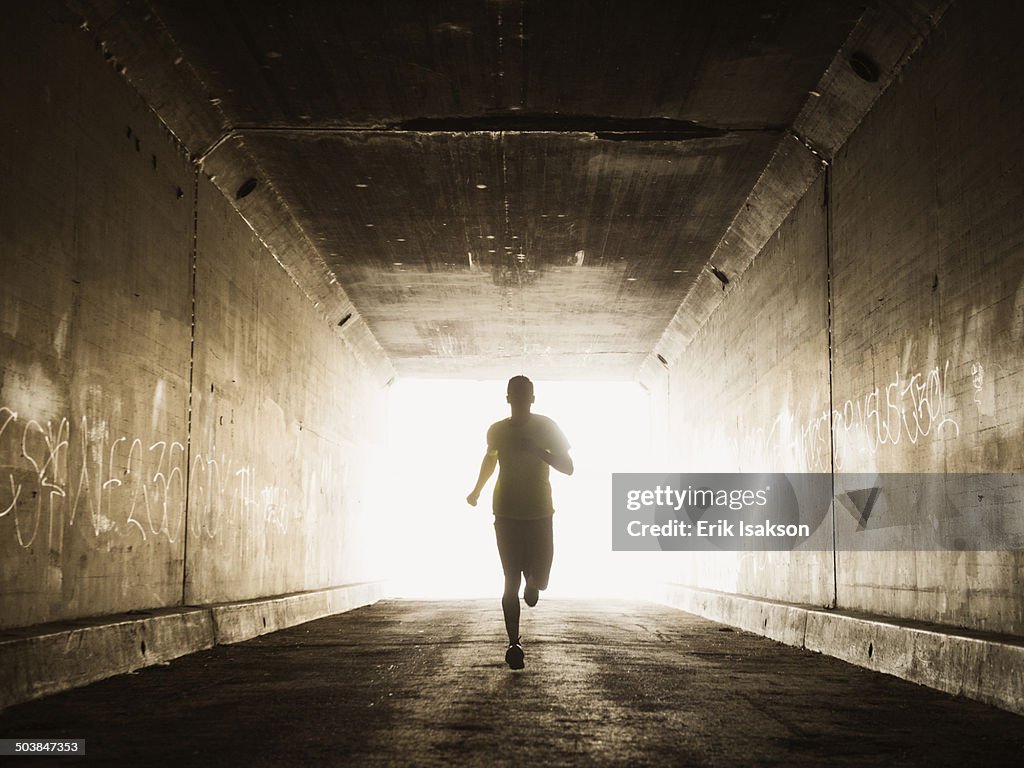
top-left (379, 378), bottom-right (660, 600)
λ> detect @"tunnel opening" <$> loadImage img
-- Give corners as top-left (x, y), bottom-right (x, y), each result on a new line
top-left (380, 378), bottom-right (660, 600)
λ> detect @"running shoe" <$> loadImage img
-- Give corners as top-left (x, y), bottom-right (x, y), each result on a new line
top-left (505, 639), bottom-right (525, 670)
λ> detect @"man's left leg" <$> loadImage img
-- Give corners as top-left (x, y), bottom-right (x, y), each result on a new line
top-left (495, 518), bottom-right (526, 669)
top-left (523, 516), bottom-right (554, 608)
top-left (501, 571), bottom-right (522, 645)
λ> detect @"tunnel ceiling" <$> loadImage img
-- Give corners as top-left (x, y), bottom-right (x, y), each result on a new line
top-left (81, 0), bottom-right (867, 380)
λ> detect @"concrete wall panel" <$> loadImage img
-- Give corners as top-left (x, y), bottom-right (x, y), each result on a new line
top-left (186, 177), bottom-right (389, 604)
top-left (1, 5), bottom-right (194, 629)
top-left (830, 1), bottom-right (1024, 633)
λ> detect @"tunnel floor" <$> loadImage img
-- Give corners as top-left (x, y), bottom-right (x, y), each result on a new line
top-left (1, 599), bottom-right (1021, 766)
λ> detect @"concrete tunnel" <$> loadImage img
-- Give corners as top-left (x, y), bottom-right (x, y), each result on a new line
top-left (1, 0), bottom-right (1023, 764)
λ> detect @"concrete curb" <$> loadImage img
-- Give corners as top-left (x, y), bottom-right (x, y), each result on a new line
top-left (656, 583), bottom-right (1024, 717)
top-left (0, 582), bottom-right (383, 711)
top-left (210, 582), bottom-right (384, 644)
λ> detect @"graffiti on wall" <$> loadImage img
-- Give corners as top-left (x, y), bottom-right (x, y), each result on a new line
top-left (0, 407), bottom-right (185, 549)
top-left (678, 356), bottom-right (974, 472)
top-left (0, 405), bottom-right (339, 551)
top-left (829, 359), bottom-right (961, 470)
top-left (183, 453), bottom-right (291, 543)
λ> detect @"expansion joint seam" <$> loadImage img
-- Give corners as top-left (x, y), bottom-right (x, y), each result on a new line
top-left (181, 168), bottom-right (200, 606)
top-left (824, 166), bottom-right (838, 611)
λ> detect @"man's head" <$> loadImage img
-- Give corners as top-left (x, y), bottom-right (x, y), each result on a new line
top-left (506, 375), bottom-right (535, 408)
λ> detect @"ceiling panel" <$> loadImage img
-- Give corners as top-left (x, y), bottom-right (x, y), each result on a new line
top-left (236, 128), bottom-right (779, 375)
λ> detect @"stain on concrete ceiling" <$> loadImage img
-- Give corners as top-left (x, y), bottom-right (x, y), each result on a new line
top-left (76, 0), bottom-right (866, 379)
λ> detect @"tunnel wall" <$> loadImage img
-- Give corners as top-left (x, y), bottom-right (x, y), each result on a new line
top-left (0, 5), bottom-right (390, 632)
top-left (655, 2), bottom-right (1024, 635)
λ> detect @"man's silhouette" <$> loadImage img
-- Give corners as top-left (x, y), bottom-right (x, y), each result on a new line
top-left (466, 376), bottom-right (573, 670)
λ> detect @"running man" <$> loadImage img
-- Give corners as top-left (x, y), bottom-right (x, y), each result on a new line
top-left (466, 375), bottom-right (573, 670)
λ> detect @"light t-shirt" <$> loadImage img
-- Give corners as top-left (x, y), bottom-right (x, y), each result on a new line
top-left (486, 414), bottom-right (570, 519)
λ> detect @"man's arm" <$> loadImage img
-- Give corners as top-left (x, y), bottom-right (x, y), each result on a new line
top-left (466, 451), bottom-right (498, 506)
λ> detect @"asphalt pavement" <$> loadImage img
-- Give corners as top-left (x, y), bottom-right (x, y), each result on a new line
top-left (1, 599), bottom-right (1021, 766)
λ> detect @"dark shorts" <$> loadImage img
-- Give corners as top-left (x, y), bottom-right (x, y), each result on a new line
top-left (494, 516), bottom-right (554, 589)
